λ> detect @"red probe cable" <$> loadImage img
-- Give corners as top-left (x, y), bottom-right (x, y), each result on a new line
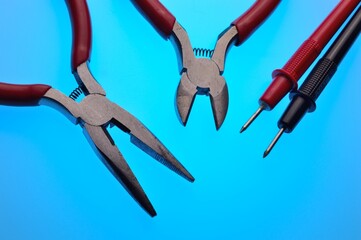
top-left (241, 0), bottom-right (360, 133)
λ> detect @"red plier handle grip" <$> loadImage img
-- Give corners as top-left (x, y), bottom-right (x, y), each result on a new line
top-left (66, 0), bottom-right (92, 71)
top-left (0, 0), bottom-right (91, 105)
top-left (0, 83), bottom-right (51, 105)
top-left (132, 0), bottom-right (280, 45)
top-left (232, 0), bottom-right (280, 45)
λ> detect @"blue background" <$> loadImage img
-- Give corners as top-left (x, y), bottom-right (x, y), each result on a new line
top-left (1, 0), bottom-right (360, 239)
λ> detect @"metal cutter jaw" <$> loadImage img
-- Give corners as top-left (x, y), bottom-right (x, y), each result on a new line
top-left (171, 23), bottom-right (238, 130)
top-left (40, 63), bottom-right (194, 217)
top-left (176, 60), bottom-right (229, 130)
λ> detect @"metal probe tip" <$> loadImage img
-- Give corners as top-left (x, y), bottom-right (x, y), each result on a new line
top-left (263, 128), bottom-right (285, 158)
top-left (240, 106), bottom-right (264, 133)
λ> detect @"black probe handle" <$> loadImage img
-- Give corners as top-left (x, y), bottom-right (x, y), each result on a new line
top-left (278, 58), bottom-right (337, 133)
top-left (278, 5), bottom-right (361, 133)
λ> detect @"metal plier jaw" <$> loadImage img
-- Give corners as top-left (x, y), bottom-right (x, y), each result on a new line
top-left (0, 0), bottom-right (194, 217)
top-left (171, 23), bottom-right (239, 129)
top-left (133, 0), bottom-right (281, 129)
top-left (42, 63), bottom-right (194, 217)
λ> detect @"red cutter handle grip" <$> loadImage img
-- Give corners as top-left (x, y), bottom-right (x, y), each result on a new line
top-left (260, 0), bottom-right (359, 110)
top-left (66, 0), bottom-right (92, 71)
top-left (132, 0), bottom-right (176, 39)
top-left (232, 0), bottom-right (280, 46)
top-left (0, 82), bottom-right (51, 106)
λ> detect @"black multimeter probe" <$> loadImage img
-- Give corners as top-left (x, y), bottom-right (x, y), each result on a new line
top-left (264, 5), bottom-right (361, 158)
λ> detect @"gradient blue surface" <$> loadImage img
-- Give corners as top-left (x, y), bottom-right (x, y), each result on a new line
top-left (1, 0), bottom-right (360, 239)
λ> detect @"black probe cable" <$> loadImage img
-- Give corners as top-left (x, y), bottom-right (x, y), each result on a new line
top-left (263, 5), bottom-right (361, 158)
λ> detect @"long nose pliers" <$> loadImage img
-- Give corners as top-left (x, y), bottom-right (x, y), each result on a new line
top-left (0, 0), bottom-right (194, 217)
top-left (132, 0), bottom-right (280, 129)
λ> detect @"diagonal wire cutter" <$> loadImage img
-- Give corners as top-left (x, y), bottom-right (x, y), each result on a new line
top-left (132, 0), bottom-right (280, 129)
top-left (0, 0), bottom-right (194, 217)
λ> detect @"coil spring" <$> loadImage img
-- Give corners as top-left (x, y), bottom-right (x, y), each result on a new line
top-left (193, 48), bottom-right (214, 57)
top-left (69, 87), bottom-right (83, 100)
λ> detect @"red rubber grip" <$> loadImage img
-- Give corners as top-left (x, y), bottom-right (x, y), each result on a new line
top-left (260, 39), bottom-right (322, 109)
top-left (0, 82), bottom-right (51, 105)
top-left (259, 0), bottom-right (359, 110)
top-left (311, 0), bottom-right (360, 49)
top-left (66, 0), bottom-right (92, 72)
top-left (132, 0), bottom-right (176, 39)
top-left (232, 0), bottom-right (280, 46)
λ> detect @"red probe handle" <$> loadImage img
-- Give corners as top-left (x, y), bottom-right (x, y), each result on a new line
top-left (260, 39), bottom-right (322, 109)
top-left (232, 0), bottom-right (280, 46)
top-left (259, 0), bottom-right (360, 110)
top-left (0, 82), bottom-right (51, 106)
top-left (132, 0), bottom-right (176, 39)
top-left (66, 0), bottom-right (92, 72)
